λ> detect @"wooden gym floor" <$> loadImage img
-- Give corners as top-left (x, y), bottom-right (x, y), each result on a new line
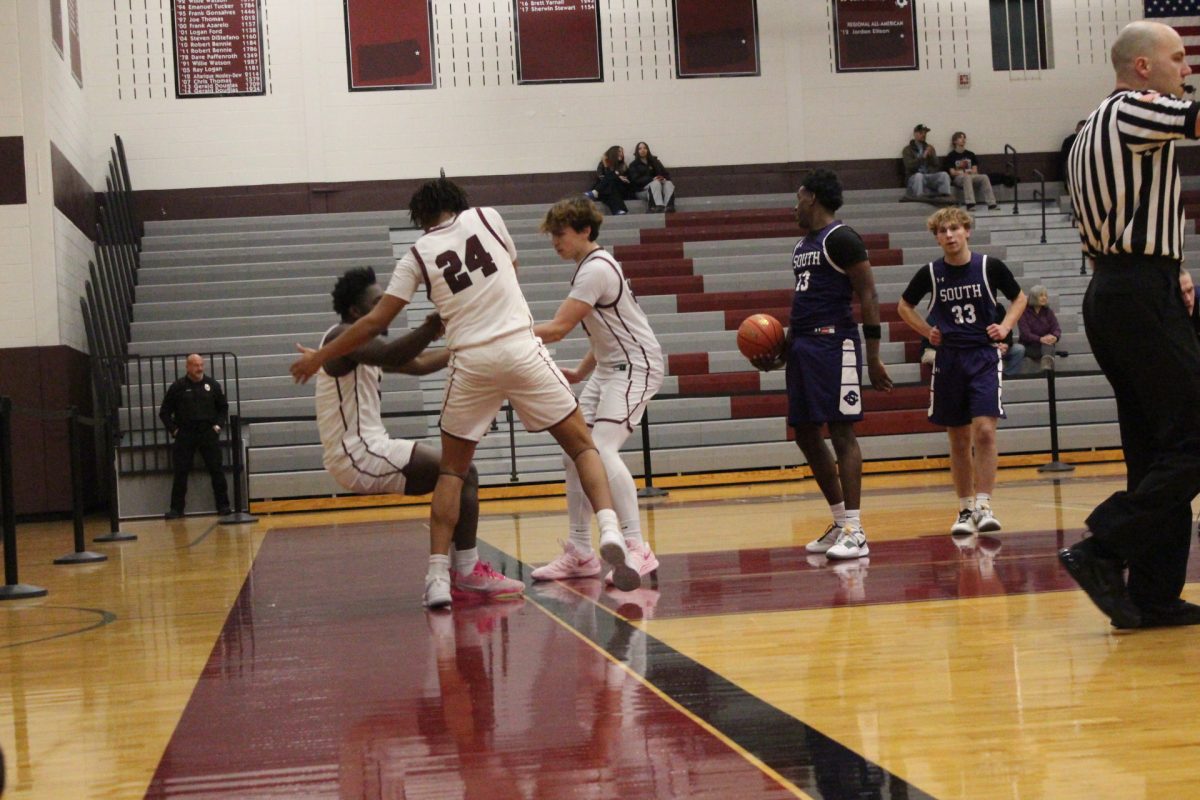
top-left (1, 462), bottom-right (1198, 799)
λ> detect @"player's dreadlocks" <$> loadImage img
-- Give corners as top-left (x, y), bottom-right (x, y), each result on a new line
top-left (331, 266), bottom-right (377, 320)
top-left (408, 177), bottom-right (470, 229)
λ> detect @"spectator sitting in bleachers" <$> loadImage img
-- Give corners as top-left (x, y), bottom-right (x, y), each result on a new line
top-left (944, 132), bottom-right (999, 211)
top-left (627, 141), bottom-right (676, 213)
top-left (586, 145), bottom-right (633, 215)
top-left (901, 124), bottom-right (954, 205)
top-left (1017, 284), bottom-right (1061, 362)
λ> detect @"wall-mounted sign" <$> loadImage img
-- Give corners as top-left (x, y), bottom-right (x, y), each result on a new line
top-left (172, 0), bottom-right (265, 98)
top-left (344, 0), bottom-right (435, 90)
top-left (832, 0), bottom-right (919, 73)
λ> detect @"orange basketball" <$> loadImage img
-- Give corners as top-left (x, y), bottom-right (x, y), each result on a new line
top-left (737, 313), bottom-right (785, 361)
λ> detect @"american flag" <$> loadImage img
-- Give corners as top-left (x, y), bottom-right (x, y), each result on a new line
top-left (1145, 0), bottom-right (1200, 68)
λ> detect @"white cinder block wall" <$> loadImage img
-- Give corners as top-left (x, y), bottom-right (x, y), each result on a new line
top-left (81, 0), bottom-right (1142, 192)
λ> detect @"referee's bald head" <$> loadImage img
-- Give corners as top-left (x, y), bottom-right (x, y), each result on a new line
top-left (1111, 21), bottom-right (1189, 93)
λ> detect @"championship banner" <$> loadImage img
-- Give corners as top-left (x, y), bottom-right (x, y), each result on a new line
top-left (344, 0), bottom-right (435, 90)
top-left (172, 0), bottom-right (265, 97)
top-left (672, 0), bottom-right (759, 78)
top-left (832, 0), bottom-right (919, 73)
top-left (514, 0), bottom-right (603, 84)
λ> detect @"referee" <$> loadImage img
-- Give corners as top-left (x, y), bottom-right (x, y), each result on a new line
top-left (1060, 20), bottom-right (1200, 630)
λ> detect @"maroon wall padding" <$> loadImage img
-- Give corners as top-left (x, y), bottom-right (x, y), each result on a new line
top-left (621, 259), bottom-right (695, 279)
top-left (679, 288), bottom-right (791, 314)
top-left (730, 394), bottom-right (785, 418)
top-left (51, 142), bottom-right (96, 237)
top-left (667, 352), bottom-right (709, 376)
top-left (128, 150), bottom-right (1071, 221)
top-left (612, 242), bottom-right (686, 262)
top-left (666, 208), bottom-right (795, 227)
top-left (628, 274), bottom-right (704, 296)
top-left (869, 248), bottom-right (903, 266)
top-left (904, 341), bottom-right (923, 362)
top-left (677, 372), bottom-right (761, 396)
top-left (731, 385), bottom-right (928, 420)
top-left (0, 345), bottom-right (98, 515)
top-left (0, 137), bottom-right (26, 205)
top-left (862, 384), bottom-right (928, 411)
top-left (886, 321), bottom-right (922, 342)
top-left (856, 408), bottom-right (941, 436)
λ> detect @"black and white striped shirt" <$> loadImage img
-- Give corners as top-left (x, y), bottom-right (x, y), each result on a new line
top-left (1068, 90), bottom-right (1200, 260)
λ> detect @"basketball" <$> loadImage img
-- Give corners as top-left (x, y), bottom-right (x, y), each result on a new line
top-left (737, 313), bottom-right (785, 362)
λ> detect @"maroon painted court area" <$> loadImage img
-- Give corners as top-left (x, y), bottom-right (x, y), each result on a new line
top-left (145, 523), bottom-right (797, 799)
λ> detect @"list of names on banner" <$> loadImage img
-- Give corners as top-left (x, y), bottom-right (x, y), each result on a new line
top-left (173, 0), bottom-right (264, 97)
top-left (514, 0), bottom-right (601, 84)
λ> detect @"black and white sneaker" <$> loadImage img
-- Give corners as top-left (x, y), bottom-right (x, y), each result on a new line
top-left (950, 509), bottom-right (977, 536)
top-left (805, 523), bottom-right (842, 554)
top-left (972, 504), bottom-right (1002, 532)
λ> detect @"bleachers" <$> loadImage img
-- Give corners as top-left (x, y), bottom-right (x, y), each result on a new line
top-left (120, 183), bottom-right (1127, 510)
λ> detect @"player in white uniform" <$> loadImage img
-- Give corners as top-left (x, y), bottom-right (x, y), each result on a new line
top-left (531, 197), bottom-right (665, 586)
top-left (291, 178), bottom-right (638, 609)
top-left (314, 266), bottom-right (524, 603)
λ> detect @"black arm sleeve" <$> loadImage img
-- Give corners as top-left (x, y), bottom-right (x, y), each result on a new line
top-left (901, 265), bottom-right (933, 307)
top-left (824, 226), bottom-right (870, 270)
top-left (159, 381), bottom-right (180, 430)
top-left (986, 257), bottom-right (1023, 301)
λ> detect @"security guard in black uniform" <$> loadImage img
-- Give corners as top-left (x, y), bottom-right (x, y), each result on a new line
top-left (159, 353), bottom-right (231, 518)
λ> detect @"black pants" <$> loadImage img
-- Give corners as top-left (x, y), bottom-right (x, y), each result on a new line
top-left (1083, 255), bottom-right (1200, 609)
top-left (170, 425), bottom-right (230, 512)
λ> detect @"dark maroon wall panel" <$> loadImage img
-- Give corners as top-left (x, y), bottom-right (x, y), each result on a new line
top-left (50, 0), bottom-right (63, 54)
top-left (833, 0), bottom-right (919, 72)
top-left (514, 0), bottom-right (603, 84)
top-left (344, 0), bottom-right (435, 90)
top-left (50, 142), bottom-right (97, 238)
top-left (0, 138), bottom-right (26, 206)
top-left (673, 0), bottom-right (759, 78)
top-left (67, 0), bottom-right (81, 85)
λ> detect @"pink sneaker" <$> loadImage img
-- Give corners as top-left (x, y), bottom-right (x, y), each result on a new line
top-left (531, 541), bottom-right (602, 581)
top-left (604, 542), bottom-right (659, 587)
top-left (453, 561), bottom-right (525, 601)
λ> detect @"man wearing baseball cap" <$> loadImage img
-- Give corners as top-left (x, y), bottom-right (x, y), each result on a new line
top-left (902, 123), bottom-right (955, 205)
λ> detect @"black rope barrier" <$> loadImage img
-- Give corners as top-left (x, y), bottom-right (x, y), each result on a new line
top-left (220, 415), bottom-right (257, 525)
top-left (53, 407), bottom-right (107, 566)
top-left (93, 414), bottom-right (137, 543)
top-left (0, 397), bottom-right (48, 600)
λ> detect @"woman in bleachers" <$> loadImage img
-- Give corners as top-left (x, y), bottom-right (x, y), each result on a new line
top-left (586, 145), bottom-right (633, 215)
top-left (1017, 284), bottom-right (1061, 362)
top-left (627, 141), bottom-right (677, 212)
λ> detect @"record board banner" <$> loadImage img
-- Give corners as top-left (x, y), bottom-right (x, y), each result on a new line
top-left (51, 0), bottom-right (63, 55)
top-left (832, 0), bottom-right (919, 72)
top-left (514, 0), bottom-right (602, 84)
top-left (172, 0), bottom-right (265, 97)
top-left (672, 0), bottom-right (759, 78)
top-left (344, 0), bottom-right (435, 90)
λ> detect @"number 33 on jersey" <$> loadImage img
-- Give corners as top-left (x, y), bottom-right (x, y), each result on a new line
top-left (385, 207), bottom-right (536, 351)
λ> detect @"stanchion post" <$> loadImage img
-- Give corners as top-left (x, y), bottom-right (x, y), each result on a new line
top-left (637, 408), bottom-right (668, 498)
top-left (54, 408), bottom-right (107, 564)
top-left (219, 414), bottom-right (257, 524)
top-left (94, 413), bottom-right (137, 542)
top-left (506, 405), bottom-right (519, 483)
top-left (1037, 359), bottom-right (1075, 473)
top-left (0, 397), bottom-right (48, 599)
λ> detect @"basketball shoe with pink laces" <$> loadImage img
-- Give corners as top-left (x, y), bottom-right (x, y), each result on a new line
top-left (604, 541), bottom-right (659, 587)
top-left (531, 541), bottom-right (603, 581)
top-left (452, 561), bottom-right (525, 601)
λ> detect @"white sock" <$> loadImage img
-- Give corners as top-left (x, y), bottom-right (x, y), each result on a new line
top-left (975, 492), bottom-right (991, 509)
top-left (622, 521), bottom-right (645, 551)
top-left (427, 554), bottom-right (450, 582)
top-left (564, 455), bottom-right (595, 553)
top-left (453, 547), bottom-right (478, 575)
top-left (594, 422), bottom-right (641, 548)
top-left (831, 501), bottom-right (847, 527)
top-left (959, 496), bottom-right (975, 512)
top-left (845, 509), bottom-right (861, 530)
top-left (596, 508), bottom-right (620, 539)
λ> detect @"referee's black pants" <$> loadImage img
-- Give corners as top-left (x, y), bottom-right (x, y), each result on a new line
top-left (170, 424), bottom-right (230, 513)
top-left (1083, 255), bottom-right (1200, 610)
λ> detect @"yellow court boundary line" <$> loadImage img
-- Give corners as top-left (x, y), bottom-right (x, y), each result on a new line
top-left (250, 448), bottom-right (1125, 514)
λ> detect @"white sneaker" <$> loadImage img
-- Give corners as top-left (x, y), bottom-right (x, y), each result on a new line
top-left (825, 525), bottom-right (869, 560)
top-left (599, 529), bottom-right (638, 591)
top-left (423, 575), bottom-right (452, 609)
top-left (531, 540), bottom-right (602, 581)
top-left (950, 509), bottom-right (977, 536)
top-left (805, 523), bottom-right (843, 554)
top-left (972, 505), bottom-right (1001, 532)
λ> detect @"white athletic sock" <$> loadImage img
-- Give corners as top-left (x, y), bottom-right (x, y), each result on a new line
top-left (959, 496), bottom-right (975, 512)
top-left (831, 501), bottom-right (847, 527)
top-left (594, 422), bottom-right (641, 547)
top-left (596, 508), bottom-right (620, 539)
top-left (427, 554), bottom-right (451, 582)
top-left (845, 509), bottom-right (861, 530)
top-left (453, 547), bottom-right (478, 575)
top-left (622, 522), bottom-right (645, 551)
top-left (975, 492), bottom-right (992, 509)
top-left (563, 455), bottom-right (595, 553)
